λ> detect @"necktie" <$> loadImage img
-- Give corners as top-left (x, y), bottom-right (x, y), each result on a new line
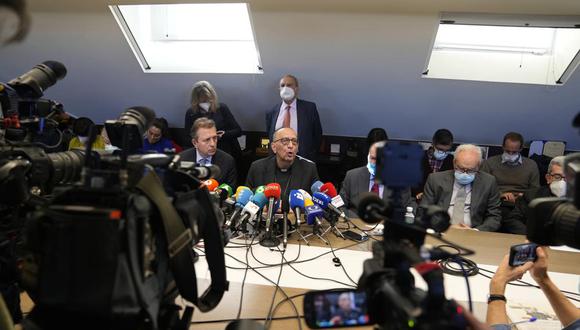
top-left (283, 105), bottom-right (291, 128)
top-left (199, 158), bottom-right (209, 166)
top-left (371, 182), bottom-right (380, 195)
top-left (452, 186), bottom-right (466, 225)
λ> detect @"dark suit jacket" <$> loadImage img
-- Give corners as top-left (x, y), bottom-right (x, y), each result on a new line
top-left (245, 155), bottom-right (319, 203)
top-left (502, 186), bottom-right (552, 234)
top-left (339, 166), bottom-right (414, 218)
top-left (184, 103), bottom-right (242, 157)
top-left (412, 150), bottom-right (454, 196)
top-left (178, 147), bottom-right (237, 188)
top-left (420, 170), bottom-right (501, 232)
top-left (266, 99), bottom-right (323, 161)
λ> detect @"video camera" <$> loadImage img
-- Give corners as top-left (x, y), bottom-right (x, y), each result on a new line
top-left (527, 152), bottom-right (580, 249)
top-left (304, 141), bottom-right (468, 329)
top-left (15, 106), bottom-right (229, 330)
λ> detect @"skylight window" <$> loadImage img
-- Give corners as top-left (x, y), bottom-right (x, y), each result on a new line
top-left (423, 13), bottom-right (580, 85)
top-left (110, 3), bottom-right (263, 74)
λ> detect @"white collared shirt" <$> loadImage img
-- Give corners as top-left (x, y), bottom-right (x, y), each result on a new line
top-left (196, 149), bottom-right (213, 165)
top-left (447, 180), bottom-right (473, 226)
top-left (274, 98), bottom-right (298, 133)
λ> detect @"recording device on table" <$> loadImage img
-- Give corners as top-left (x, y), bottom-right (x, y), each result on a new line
top-left (527, 152), bottom-right (580, 249)
top-left (304, 141), bottom-right (470, 329)
top-left (1, 61), bottom-right (230, 329)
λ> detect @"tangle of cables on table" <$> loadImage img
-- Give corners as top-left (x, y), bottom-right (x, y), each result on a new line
top-left (190, 224), bottom-right (580, 329)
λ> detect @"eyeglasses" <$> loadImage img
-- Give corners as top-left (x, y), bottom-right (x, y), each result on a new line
top-left (274, 137), bottom-right (299, 146)
top-left (548, 173), bottom-right (565, 181)
top-left (455, 166), bottom-right (479, 175)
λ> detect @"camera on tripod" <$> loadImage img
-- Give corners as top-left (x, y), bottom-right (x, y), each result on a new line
top-left (304, 142), bottom-right (468, 329)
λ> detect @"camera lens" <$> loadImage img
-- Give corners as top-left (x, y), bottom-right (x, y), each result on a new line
top-left (47, 149), bottom-right (84, 185)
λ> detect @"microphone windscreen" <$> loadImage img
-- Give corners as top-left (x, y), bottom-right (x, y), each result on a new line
top-left (311, 181), bottom-right (323, 194)
top-left (305, 205), bottom-right (324, 225)
top-left (313, 192), bottom-right (331, 207)
top-left (304, 198), bottom-right (314, 207)
top-left (218, 183), bottom-right (233, 197)
top-left (235, 188), bottom-right (253, 207)
top-left (264, 183), bottom-right (281, 199)
top-left (204, 178), bottom-right (219, 191)
top-left (255, 185), bottom-right (265, 194)
top-left (356, 192), bottom-right (388, 224)
top-left (320, 182), bottom-right (338, 197)
top-left (251, 192), bottom-right (268, 208)
top-left (43, 60), bottom-right (67, 80)
top-left (289, 190), bottom-right (305, 209)
top-left (235, 186), bottom-right (249, 198)
top-left (298, 189), bottom-right (312, 200)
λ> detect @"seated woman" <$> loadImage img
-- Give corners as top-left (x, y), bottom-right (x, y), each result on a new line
top-left (68, 117), bottom-right (106, 151)
top-left (141, 118), bottom-right (174, 153)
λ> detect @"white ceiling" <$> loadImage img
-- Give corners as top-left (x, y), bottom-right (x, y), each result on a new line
top-left (27, 0), bottom-right (580, 15)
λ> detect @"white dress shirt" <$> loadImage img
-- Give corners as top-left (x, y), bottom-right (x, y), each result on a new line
top-left (447, 181), bottom-right (472, 226)
top-left (274, 99), bottom-right (298, 133)
top-left (196, 149), bottom-right (213, 165)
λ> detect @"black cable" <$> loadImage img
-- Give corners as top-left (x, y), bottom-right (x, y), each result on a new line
top-left (280, 250), bottom-right (357, 288)
top-left (190, 314), bottom-right (304, 325)
top-left (265, 248), bottom-right (286, 329)
top-left (327, 239), bottom-right (358, 286)
top-left (454, 256), bottom-right (473, 313)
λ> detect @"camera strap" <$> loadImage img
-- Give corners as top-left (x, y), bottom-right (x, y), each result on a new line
top-left (136, 171), bottom-right (227, 311)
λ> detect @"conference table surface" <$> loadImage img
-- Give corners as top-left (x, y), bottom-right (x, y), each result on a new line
top-left (18, 222), bottom-right (580, 329)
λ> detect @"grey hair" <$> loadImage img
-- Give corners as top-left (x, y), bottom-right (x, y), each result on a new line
top-left (454, 144), bottom-right (482, 162)
top-left (190, 117), bottom-right (216, 140)
top-left (548, 156), bottom-right (565, 173)
top-left (190, 80), bottom-right (218, 113)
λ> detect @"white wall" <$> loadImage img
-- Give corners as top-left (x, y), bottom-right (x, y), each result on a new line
top-left (1, 10), bottom-right (579, 149)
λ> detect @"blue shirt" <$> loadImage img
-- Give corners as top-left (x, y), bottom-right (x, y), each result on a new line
top-left (141, 137), bottom-right (174, 153)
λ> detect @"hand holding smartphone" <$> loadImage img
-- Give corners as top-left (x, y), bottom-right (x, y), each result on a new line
top-left (508, 243), bottom-right (538, 267)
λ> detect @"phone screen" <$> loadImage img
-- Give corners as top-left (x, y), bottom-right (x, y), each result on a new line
top-left (304, 290), bottom-right (370, 329)
top-left (509, 243), bottom-right (538, 267)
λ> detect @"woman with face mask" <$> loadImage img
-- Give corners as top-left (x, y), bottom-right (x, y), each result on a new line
top-left (184, 81), bottom-right (242, 158)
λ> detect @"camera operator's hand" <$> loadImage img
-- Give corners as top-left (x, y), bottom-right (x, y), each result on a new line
top-left (490, 255), bottom-right (533, 295)
top-left (529, 246), bottom-right (549, 284)
top-left (451, 223), bottom-right (476, 230)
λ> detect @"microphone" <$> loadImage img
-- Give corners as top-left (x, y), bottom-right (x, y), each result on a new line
top-left (310, 180), bottom-right (323, 194)
top-left (226, 187), bottom-right (253, 228)
top-left (179, 163), bottom-right (221, 180)
top-left (204, 178), bottom-right (219, 191)
top-left (305, 204), bottom-right (325, 227)
top-left (313, 191), bottom-right (346, 219)
top-left (238, 192), bottom-right (267, 230)
top-left (217, 183), bottom-right (233, 197)
top-left (254, 185), bottom-right (266, 194)
top-left (319, 182), bottom-right (348, 218)
top-left (357, 192), bottom-right (391, 224)
top-left (298, 189), bottom-right (313, 201)
top-left (289, 190), bottom-right (305, 225)
top-left (264, 183), bottom-right (281, 233)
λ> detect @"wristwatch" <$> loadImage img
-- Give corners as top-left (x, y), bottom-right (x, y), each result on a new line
top-left (487, 294), bottom-right (507, 304)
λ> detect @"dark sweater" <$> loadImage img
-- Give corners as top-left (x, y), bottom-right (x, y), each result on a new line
top-left (184, 103), bottom-right (242, 157)
top-left (480, 155), bottom-right (540, 194)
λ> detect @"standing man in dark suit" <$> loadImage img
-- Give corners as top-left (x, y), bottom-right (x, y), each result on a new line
top-left (412, 129), bottom-right (455, 201)
top-left (266, 74), bottom-right (323, 162)
top-left (340, 140), bottom-right (414, 217)
top-left (421, 144), bottom-right (501, 232)
top-left (179, 118), bottom-right (237, 188)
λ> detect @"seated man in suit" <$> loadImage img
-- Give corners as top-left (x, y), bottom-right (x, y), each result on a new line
top-left (421, 144), bottom-right (501, 231)
top-left (480, 132), bottom-right (540, 220)
top-left (412, 128), bottom-right (455, 201)
top-left (502, 156), bottom-right (566, 234)
top-left (246, 127), bottom-right (319, 203)
top-left (339, 140), bottom-right (414, 217)
top-left (179, 118), bottom-right (237, 188)
top-left (266, 74), bottom-right (323, 162)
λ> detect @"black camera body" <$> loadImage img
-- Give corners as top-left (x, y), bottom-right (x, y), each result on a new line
top-left (527, 153), bottom-right (580, 249)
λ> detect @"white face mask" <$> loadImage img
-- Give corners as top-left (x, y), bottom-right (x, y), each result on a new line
top-left (199, 102), bottom-right (211, 112)
top-left (279, 86), bottom-right (295, 101)
top-left (549, 180), bottom-right (566, 198)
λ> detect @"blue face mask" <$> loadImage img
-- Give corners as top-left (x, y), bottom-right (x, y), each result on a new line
top-left (433, 149), bottom-right (448, 160)
top-left (367, 156), bottom-right (376, 176)
top-left (454, 171), bottom-right (475, 185)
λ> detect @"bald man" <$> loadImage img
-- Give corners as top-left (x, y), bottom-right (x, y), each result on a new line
top-left (246, 127), bottom-right (319, 203)
top-left (420, 144), bottom-right (501, 232)
top-left (266, 74), bottom-right (323, 162)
